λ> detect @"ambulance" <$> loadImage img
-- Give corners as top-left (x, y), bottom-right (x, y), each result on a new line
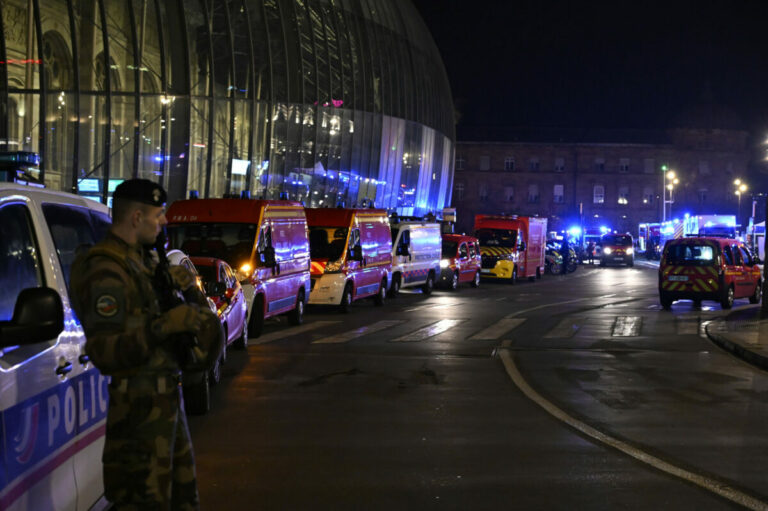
top-left (166, 198), bottom-right (311, 339)
top-left (306, 208), bottom-right (392, 311)
top-left (388, 217), bottom-right (442, 296)
top-left (0, 183), bottom-right (110, 510)
top-left (474, 215), bottom-right (547, 283)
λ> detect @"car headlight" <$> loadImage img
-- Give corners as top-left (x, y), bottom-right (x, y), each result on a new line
top-left (603, 247), bottom-right (612, 255)
top-left (325, 259), bottom-right (343, 273)
top-left (626, 247), bottom-right (634, 255)
top-left (440, 259), bottom-right (450, 268)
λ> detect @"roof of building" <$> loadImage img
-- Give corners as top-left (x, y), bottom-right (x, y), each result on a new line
top-left (457, 126), bottom-right (672, 145)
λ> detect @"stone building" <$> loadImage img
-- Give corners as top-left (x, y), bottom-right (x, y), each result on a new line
top-left (451, 105), bottom-right (751, 237)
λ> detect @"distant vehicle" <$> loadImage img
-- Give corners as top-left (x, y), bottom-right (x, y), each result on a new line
top-left (167, 198), bottom-right (311, 340)
top-left (474, 215), bottom-right (547, 283)
top-left (659, 237), bottom-right (761, 309)
top-left (0, 183), bottom-right (111, 511)
top-left (599, 233), bottom-right (634, 267)
top-left (638, 222), bottom-right (661, 260)
top-left (439, 234), bottom-right (482, 289)
top-left (389, 218), bottom-right (442, 296)
top-left (0, 151), bottom-right (43, 186)
top-left (306, 208), bottom-right (392, 312)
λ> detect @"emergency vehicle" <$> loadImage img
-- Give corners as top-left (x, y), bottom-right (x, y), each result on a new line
top-left (659, 237), bottom-right (762, 309)
top-left (306, 208), bottom-right (391, 311)
top-left (599, 233), bottom-right (634, 267)
top-left (0, 183), bottom-right (110, 510)
top-left (637, 222), bottom-right (661, 259)
top-left (439, 234), bottom-right (482, 289)
top-left (166, 198), bottom-right (311, 339)
top-left (473, 215), bottom-right (547, 283)
top-left (389, 217), bottom-right (442, 296)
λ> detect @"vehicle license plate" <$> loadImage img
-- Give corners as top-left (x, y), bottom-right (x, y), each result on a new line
top-left (668, 275), bottom-right (688, 282)
top-left (614, 257), bottom-right (624, 261)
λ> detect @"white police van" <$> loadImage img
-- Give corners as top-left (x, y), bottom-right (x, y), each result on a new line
top-left (388, 217), bottom-right (442, 296)
top-left (0, 183), bottom-right (109, 510)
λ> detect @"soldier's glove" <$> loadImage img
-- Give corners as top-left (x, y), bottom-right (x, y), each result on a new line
top-left (169, 265), bottom-right (197, 291)
top-left (151, 304), bottom-right (202, 340)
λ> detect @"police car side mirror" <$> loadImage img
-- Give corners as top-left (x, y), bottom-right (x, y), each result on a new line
top-left (0, 287), bottom-right (64, 347)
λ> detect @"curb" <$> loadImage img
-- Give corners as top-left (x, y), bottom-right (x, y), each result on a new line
top-left (705, 321), bottom-right (768, 372)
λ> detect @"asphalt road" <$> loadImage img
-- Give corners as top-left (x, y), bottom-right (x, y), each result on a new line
top-left (188, 261), bottom-right (768, 510)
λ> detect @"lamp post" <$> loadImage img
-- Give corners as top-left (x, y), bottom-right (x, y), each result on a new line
top-left (664, 170), bottom-right (678, 221)
top-left (734, 179), bottom-right (748, 233)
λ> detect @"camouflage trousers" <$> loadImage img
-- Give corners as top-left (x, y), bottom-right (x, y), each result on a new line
top-left (104, 373), bottom-right (199, 511)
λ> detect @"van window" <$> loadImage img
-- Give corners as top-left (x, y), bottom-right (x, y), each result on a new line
top-left (442, 241), bottom-right (458, 258)
top-left (309, 226), bottom-right (347, 260)
top-left (723, 246), bottom-right (734, 265)
top-left (168, 223), bottom-right (258, 268)
top-left (665, 244), bottom-right (716, 265)
top-left (476, 228), bottom-right (517, 248)
top-left (42, 203), bottom-right (107, 285)
top-left (731, 245), bottom-right (743, 265)
top-left (602, 234), bottom-right (632, 246)
top-left (459, 244), bottom-right (468, 258)
top-left (0, 203), bottom-right (44, 321)
top-left (739, 246), bottom-right (752, 266)
top-left (468, 243), bottom-right (477, 257)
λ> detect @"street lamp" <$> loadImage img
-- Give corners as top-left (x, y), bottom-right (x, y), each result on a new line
top-left (663, 170), bottom-right (679, 221)
top-left (734, 179), bottom-right (748, 231)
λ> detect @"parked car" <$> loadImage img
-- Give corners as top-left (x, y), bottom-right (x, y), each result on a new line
top-left (0, 183), bottom-right (111, 511)
top-left (190, 256), bottom-right (248, 354)
top-left (659, 236), bottom-right (762, 309)
top-left (438, 233), bottom-right (482, 289)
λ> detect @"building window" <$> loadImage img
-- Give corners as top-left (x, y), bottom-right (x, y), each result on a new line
top-left (456, 157), bottom-right (465, 170)
top-left (529, 158), bottom-right (540, 172)
top-left (554, 157), bottom-right (565, 172)
top-left (454, 182), bottom-right (465, 201)
top-left (479, 155), bottom-right (490, 171)
top-left (594, 158), bottom-right (605, 172)
top-left (698, 188), bottom-right (708, 203)
top-left (619, 158), bottom-right (630, 173)
top-left (644, 158), bottom-right (655, 174)
top-left (553, 184), bottom-right (564, 203)
top-left (593, 184), bottom-right (605, 204)
top-left (643, 187), bottom-right (654, 205)
top-left (527, 184), bottom-right (539, 203)
top-left (618, 186), bottom-right (629, 204)
top-left (698, 161), bottom-right (710, 175)
top-left (504, 186), bottom-right (514, 202)
top-left (504, 157), bottom-right (515, 171)
top-left (478, 182), bottom-right (489, 200)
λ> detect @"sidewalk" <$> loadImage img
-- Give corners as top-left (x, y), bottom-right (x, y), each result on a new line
top-left (705, 307), bottom-right (768, 371)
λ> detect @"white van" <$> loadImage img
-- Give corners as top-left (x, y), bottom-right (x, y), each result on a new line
top-left (0, 183), bottom-right (109, 510)
top-left (388, 219), bottom-right (442, 296)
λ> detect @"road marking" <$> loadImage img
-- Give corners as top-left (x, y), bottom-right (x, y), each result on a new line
top-left (312, 320), bottom-right (405, 344)
top-left (250, 321), bottom-right (340, 345)
top-left (404, 302), bottom-right (460, 312)
top-left (497, 296), bottom-right (768, 511)
top-left (468, 318), bottom-right (526, 340)
top-left (390, 319), bottom-right (464, 342)
top-left (544, 317), bottom-right (582, 338)
top-left (611, 316), bottom-right (642, 337)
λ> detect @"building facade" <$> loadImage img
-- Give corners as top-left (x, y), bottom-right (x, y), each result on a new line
top-left (452, 119), bottom-right (751, 236)
top-left (0, 0), bottom-right (454, 214)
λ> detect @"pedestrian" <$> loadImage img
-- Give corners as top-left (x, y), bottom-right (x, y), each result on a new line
top-left (587, 241), bottom-right (595, 264)
top-left (70, 179), bottom-right (220, 510)
top-left (560, 237), bottom-right (570, 274)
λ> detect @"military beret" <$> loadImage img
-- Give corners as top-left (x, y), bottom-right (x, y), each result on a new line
top-left (112, 178), bottom-right (167, 206)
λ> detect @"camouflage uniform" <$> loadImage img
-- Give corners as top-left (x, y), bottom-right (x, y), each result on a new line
top-left (71, 232), bottom-right (202, 511)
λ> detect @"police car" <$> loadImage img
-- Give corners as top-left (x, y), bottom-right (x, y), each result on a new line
top-left (0, 183), bottom-right (109, 510)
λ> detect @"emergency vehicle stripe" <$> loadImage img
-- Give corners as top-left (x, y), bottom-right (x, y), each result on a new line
top-left (390, 319), bottom-right (464, 342)
top-left (691, 284), bottom-right (700, 292)
top-left (311, 261), bottom-right (327, 275)
top-left (695, 267), bottom-right (706, 275)
top-left (479, 247), bottom-right (514, 256)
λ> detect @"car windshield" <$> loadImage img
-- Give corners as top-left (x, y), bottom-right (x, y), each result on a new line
top-left (475, 228), bottom-right (517, 248)
top-left (602, 234), bottom-right (632, 246)
top-left (664, 244), bottom-right (716, 265)
top-left (195, 264), bottom-right (217, 284)
top-left (309, 226), bottom-right (348, 260)
top-left (167, 223), bottom-right (257, 268)
top-left (442, 241), bottom-right (458, 258)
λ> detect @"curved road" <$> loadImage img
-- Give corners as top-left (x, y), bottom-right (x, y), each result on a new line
top-left (189, 261), bottom-right (768, 510)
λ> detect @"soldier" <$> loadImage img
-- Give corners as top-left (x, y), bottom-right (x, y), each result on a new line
top-left (70, 179), bottom-right (217, 510)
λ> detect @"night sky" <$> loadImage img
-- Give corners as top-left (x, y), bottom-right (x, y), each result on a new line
top-left (411, 1), bottom-right (768, 137)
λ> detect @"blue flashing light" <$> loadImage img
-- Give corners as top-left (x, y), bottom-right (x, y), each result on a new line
top-left (599, 226), bottom-right (610, 234)
top-left (568, 226), bottom-right (582, 237)
top-left (684, 212), bottom-right (690, 218)
top-left (153, 155), bottom-right (163, 163)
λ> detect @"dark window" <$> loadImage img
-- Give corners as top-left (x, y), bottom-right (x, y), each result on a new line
top-left (168, 223), bottom-right (258, 267)
top-left (723, 246), bottom-right (734, 265)
top-left (459, 243), bottom-right (468, 258)
top-left (441, 240), bottom-right (457, 258)
top-left (468, 243), bottom-right (476, 257)
top-left (0, 204), bottom-right (44, 321)
top-left (739, 246), bottom-right (752, 266)
top-left (731, 245), bottom-right (743, 265)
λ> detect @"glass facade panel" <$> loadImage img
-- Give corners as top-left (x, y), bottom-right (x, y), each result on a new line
top-left (188, 97), bottom-right (210, 195)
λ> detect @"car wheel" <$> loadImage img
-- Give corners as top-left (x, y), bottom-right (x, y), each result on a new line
top-left (390, 274), bottom-right (401, 298)
top-left (549, 262), bottom-right (561, 274)
top-left (749, 280), bottom-right (762, 304)
top-left (450, 271), bottom-right (459, 291)
top-left (471, 271), bottom-right (481, 288)
top-left (421, 272), bottom-right (435, 295)
top-left (339, 283), bottom-right (353, 313)
top-left (288, 290), bottom-right (305, 325)
top-left (660, 292), bottom-right (673, 309)
top-left (374, 278), bottom-right (387, 306)
top-left (721, 286), bottom-right (735, 310)
top-left (243, 296), bottom-right (264, 344)
top-left (184, 372), bottom-right (210, 416)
